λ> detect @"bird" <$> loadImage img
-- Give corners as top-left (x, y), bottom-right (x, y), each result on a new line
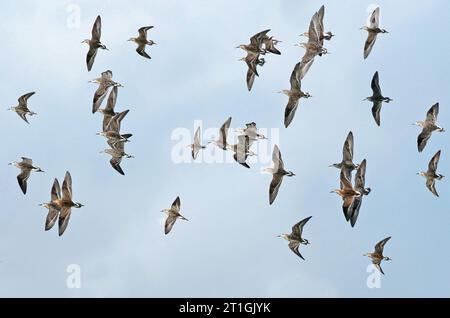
top-left (98, 109), bottom-right (132, 146)
top-left (361, 7), bottom-right (388, 59)
top-left (9, 157), bottom-right (43, 194)
top-left (128, 26), bottom-right (156, 59)
top-left (300, 6), bottom-right (334, 44)
top-left (347, 159), bottom-right (371, 227)
top-left (209, 117), bottom-right (232, 151)
top-left (101, 141), bottom-right (134, 176)
top-left (414, 103), bottom-right (445, 152)
top-left (331, 169), bottom-right (361, 220)
top-left (97, 86), bottom-right (118, 132)
top-left (364, 236), bottom-right (392, 275)
top-left (278, 216), bottom-right (312, 260)
top-left (39, 178), bottom-right (62, 231)
top-left (161, 196), bottom-right (188, 235)
top-left (189, 127), bottom-right (206, 160)
top-left (49, 172), bottom-right (84, 236)
top-left (237, 29), bottom-right (270, 55)
top-left (297, 9), bottom-right (329, 80)
top-left (82, 15), bottom-right (108, 71)
top-left (236, 122), bottom-right (267, 140)
top-left (240, 53), bottom-right (265, 91)
top-left (90, 70), bottom-right (123, 114)
top-left (8, 92), bottom-right (37, 124)
top-left (364, 71), bottom-right (393, 126)
top-left (230, 135), bottom-right (257, 169)
top-left (279, 61), bottom-right (312, 128)
top-left (262, 145), bottom-right (295, 205)
top-left (417, 150), bottom-right (444, 197)
top-left (329, 131), bottom-right (359, 178)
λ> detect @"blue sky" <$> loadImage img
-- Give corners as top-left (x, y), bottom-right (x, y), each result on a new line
top-left (0, 0), bottom-right (449, 297)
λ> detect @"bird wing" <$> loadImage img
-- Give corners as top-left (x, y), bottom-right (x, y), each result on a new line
top-left (269, 174), bottom-right (284, 205)
top-left (263, 38), bottom-right (281, 55)
top-left (136, 45), bottom-right (151, 59)
top-left (371, 101), bottom-right (382, 126)
top-left (369, 7), bottom-right (380, 29)
top-left (307, 12), bottom-right (321, 44)
top-left (284, 97), bottom-right (300, 128)
top-left (107, 109), bottom-right (130, 132)
top-left (364, 32), bottom-right (377, 59)
top-left (342, 196), bottom-right (354, 221)
top-left (417, 128), bottom-right (432, 152)
top-left (371, 71), bottom-right (382, 97)
top-left (428, 150), bottom-right (441, 173)
top-left (426, 178), bottom-right (439, 197)
top-left (62, 171), bottom-right (72, 200)
top-left (171, 196), bottom-right (181, 212)
top-left (138, 26), bottom-right (153, 40)
top-left (340, 168), bottom-right (353, 191)
top-left (194, 126), bottom-right (201, 146)
top-left (348, 196), bottom-right (362, 227)
top-left (218, 117), bottom-right (232, 149)
top-left (18, 92), bottom-right (35, 106)
top-left (105, 86), bottom-right (118, 113)
top-left (92, 15), bottom-right (102, 40)
top-left (288, 241), bottom-right (305, 260)
top-left (343, 131), bottom-right (354, 161)
top-left (109, 157), bottom-right (125, 175)
top-left (92, 83), bottom-right (108, 113)
top-left (58, 207), bottom-right (72, 236)
top-left (21, 157), bottom-right (33, 165)
top-left (250, 29), bottom-right (270, 47)
top-left (272, 145), bottom-right (284, 171)
top-left (17, 169), bottom-right (31, 194)
top-left (165, 214), bottom-right (178, 235)
top-left (291, 216), bottom-right (312, 239)
top-left (374, 236), bottom-right (391, 254)
top-left (355, 159), bottom-right (367, 189)
top-left (246, 67), bottom-right (256, 91)
top-left (86, 46), bottom-right (98, 72)
top-left (45, 207), bottom-right (60, 231)
top-left (290, 62), bottom-right (301, 91)
top-left (426, 103), bottom-right (439, 125)
top-left (51, 178), bottom-right (61, 201)
top-left (374, 262), bottom-right (385, 275)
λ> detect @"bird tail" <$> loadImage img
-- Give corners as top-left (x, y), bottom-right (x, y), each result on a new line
top-left (438, 174), bottom-right (445, 180)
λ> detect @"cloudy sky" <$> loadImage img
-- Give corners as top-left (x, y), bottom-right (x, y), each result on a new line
top-left (0, 0), bottom-right (449, 297)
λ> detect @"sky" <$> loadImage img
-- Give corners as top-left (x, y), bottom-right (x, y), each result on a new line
top-left (0, 0), bottom-right (449, 297)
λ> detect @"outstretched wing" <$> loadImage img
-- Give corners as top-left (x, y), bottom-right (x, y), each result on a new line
top-left (374, 236), bottom-right (391, 254)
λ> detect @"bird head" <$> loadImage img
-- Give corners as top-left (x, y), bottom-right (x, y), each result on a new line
top-left (417, 172), bottom-right (426, 177)
top-left (412, 121), bottom-right (424, 127)
top-left (81, 39), bottom-right (90, 44)
top-left (236, 45), bottom-right (245, 50)
top-left (127, 37), bottom-right (136, 42)
top-left (8, 161), bottom-right (18, 167)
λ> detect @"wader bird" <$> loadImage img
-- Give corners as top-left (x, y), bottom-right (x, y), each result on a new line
top-left (417, 150), bottom-right (444, 197)
top-left (209, 117), bottom-right (232, 151)
top-left (262, 145), bottom-right (295, 205)
top-left (128, 26), bottom-right (156, 59)
top-left (329, 131), bottom-right (359, 178)
top-left (347, 159), bottom-right (371, 227)
top-left (364, 71), bottom-right (393, 126)
top-left (414, 103), bottom-right (445, 152)
top-left (90, 70), bottom-right (123, 114)
top-left (364, 236), bottom-right (392, 275)
top-left (278, 216), bottom-right (312, 260)
top-left (361, 7), bottom-right (388, 59)
top-left (39, 178), bottom-right (62, 231)
top-left (280, 61), bottom-right (311, 128)
top-left (189, 127), bottom-right (206, 160)
top-left (82, 15), bottom-right (108, 71)
top-left (161, 196), bottom-right (188, 235)
top-left (8, 92), bottom-right (37, 124)
top-left (331, 169), bottom-right (361, 219)
top-left (8, 157), bottom-right (43, 194)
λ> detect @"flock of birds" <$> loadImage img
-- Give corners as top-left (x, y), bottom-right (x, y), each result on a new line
top-left (5, 5), bottom-right (446, 276)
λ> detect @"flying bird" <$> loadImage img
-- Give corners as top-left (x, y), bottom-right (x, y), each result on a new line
top-left (8, 157), bottom-right (43, 194)
top-left (331, 169), bottom-right (361, 220)
top-left (98, 109), bottom-right (132, 147)
top-left (230, 135), bottom-right (256, 169)
top-left (300, 5), bottom-right (334, 45)
top-left (161, 196), bottom-right (188, 235)
top-left (8, 92), bottom-right (37, 124)
top-left (364, 71), bottom-right (393, 126)
top-left (279, 61), bottom-right (312, 128)
top-left (101, 141), bottom-right (134, 176)
top-left (90, 70), bottom-right (123, 114)
top-left (82, 15), bottom-right (108, 71)
top-left (329, 131), bottom-right (359, 178)
top-left (240, 53), bottom-right (265, 91)
top-left (236, 122), bottom-right (267, 140)
top-left (414, 103), bottom-right (445, 152)
top-left (128, 26), bottom-right (156, 59)
top-left (262, 145), bottom-right (295, 205)
top-left (209, 117), bottom-right (232, 151)
top-left (189, 127), bottom-right (206, 160)
top-left (278, 216), bottom-right (312, 260)
top-left (237, 29), bottom-right (270, 55)
top-left (361, 7), bottom-right (388, 59)
top-left (417, 150), bottom-right (444, 197)
top-left (364, 236), bottom-right (392, 275)
top-left (347, 159), bottom-right (371, 227)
